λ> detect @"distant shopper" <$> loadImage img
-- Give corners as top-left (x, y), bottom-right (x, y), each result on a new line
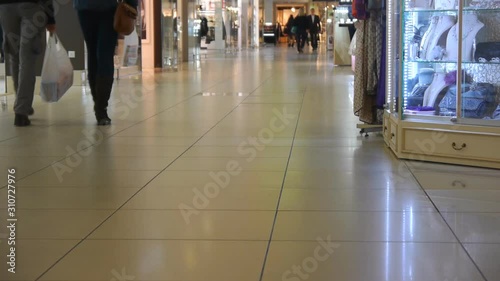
top-left (0, 1), bottom-right (56, 126)
top-left (286, 15), bottom-right (295, 47)
top-left (74, 0), bottom-right (138, 125)
top-left (308, 8), bottom-right (321, 51)
top-left (294, 8), bottom-right (309, 53)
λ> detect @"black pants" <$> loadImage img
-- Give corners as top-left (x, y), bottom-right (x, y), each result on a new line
top-left (77, 9), bottom-right (117, 118)
top-left (77, 9), bottom-right (117, 80)
top-left (296, 31), bottom-right (307, 51)
top-left (310, 32), bottom-right (319, 49)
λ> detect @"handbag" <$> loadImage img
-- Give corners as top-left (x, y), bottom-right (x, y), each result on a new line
top-left (439, 83), bottom-right (496, 118)
top-left (474, 42), bottom-right (500, 62)
top-left (114, 0), bottom-right (138, 36)
top-left (291, 26), bottom-right (297, 34)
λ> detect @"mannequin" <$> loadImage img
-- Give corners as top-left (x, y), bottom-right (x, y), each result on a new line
top-left (435, 0), bottom-right (457, 9)
top-left (420, 15), bottom-right (455, 60)
top-left (423, 72), bottom-right (448, 107)
top-left (409, 0), bottom-right (432, 9)
top-left (445, 14), bottom-right (484, 61)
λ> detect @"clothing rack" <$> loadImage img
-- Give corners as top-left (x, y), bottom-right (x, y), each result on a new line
top-left (356, 123), bottom-right (382, 137)
top-left (351, 0), bottom-right (386, 135)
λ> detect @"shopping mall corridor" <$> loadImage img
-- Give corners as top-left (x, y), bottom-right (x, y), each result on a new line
top-left (0, 46), bottom-right (499, 281)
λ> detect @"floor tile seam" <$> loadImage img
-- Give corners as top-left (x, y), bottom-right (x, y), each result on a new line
top-left (0, 135), bottom-right (25, 145)
top-left (9, 238), bottom-right (465, 243)
top-left (10, 186), bottom-right (142, 189)
top-left (165, 169), bottom-right (288, 172)
top-left (257, 78), bottom-right (309, 281)
top-left (0, 208), bottom-right (441, 213)
top-left (282, 187), bottom-right (423, 190)
top-left (174, 156), bottom-right (290, 159)
top-left (93, 208), bottom-right (439, 212)
top-left (33, 64), bottom-right (279, 280)
top-left (438, 211), bottom-right (500, 214)
top-left (11, 238), bottom-right (275, 242)
top-left (405, 162), bottom-right (489, 281)
top-left (44, 73), bottom-right (237, 127)
top-left (0, 155), bottom-right (68, 189)
top-left (14, 238), bottom-right (499, 245)
top-left (2, 70), bottom-right (244, 190)
top-left (1, 94), bottom-right (204, 190)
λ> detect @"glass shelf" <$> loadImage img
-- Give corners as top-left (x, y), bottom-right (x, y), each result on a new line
top-left (463, 7), bottom-right (500, 12)
top-left (463, 61), bottom-right (500, 65)
top-left (404, 9), bottom-right (458, 13)
top-left (405, 60), bottom-right (458, 64)
top-left (405, 60), bottom-right (500, 65)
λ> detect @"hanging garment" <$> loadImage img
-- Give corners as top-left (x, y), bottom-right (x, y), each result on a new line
top-left (353, 20), bottom-right (377, 124)
top-left (366, 10), bottom-right (383, 96)
top-left (376, 17), bottom-right (386, 109)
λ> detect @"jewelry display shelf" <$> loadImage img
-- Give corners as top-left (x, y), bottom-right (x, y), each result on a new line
top-left (384, 0), bottom-right (500, 169)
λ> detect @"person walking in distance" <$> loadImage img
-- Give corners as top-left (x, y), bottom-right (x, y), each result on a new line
top-left (294, 8), bottom-right (309, 53)
top-left (74, 0), bottom-right (138, 125)
top-left (286, 15), bottom-right (295, 47)
top-left (308, 8), bottom-right (321, 51)
top-left (0, 0), bottom-right (56, 126)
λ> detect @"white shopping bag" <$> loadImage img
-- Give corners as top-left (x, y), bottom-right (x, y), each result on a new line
top-left (40, 34), bottom-right (74, 102)
top-left (122, 27), bottom-right (139, 67)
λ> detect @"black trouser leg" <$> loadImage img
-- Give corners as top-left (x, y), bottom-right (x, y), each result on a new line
top-left (95, 77), bottom-right (114, 119)
top-left (78, 9), bottom-right (117, 122)
top-left (311, 32), bottom-right (318, 49)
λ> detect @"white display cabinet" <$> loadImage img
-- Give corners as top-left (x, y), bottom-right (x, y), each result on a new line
top-left (384, 0), bottom-right (500, 168)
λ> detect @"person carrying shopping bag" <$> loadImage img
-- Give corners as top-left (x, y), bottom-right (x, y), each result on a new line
top-left (0, 0), bottom-right (56, 126)
top-left (74, 0), bottom-right (138, 125)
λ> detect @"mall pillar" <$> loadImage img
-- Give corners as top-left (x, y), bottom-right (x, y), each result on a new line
top-left (178, 0), bottom-right (189, 62)
top-left (238, 0), bottom-right (249, 48)
top-left (264, 0), bottom-right (273, 24)
top-left (251, 0), bottom-right (260, 47)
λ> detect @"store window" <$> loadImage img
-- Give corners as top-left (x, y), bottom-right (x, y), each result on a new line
top-left (162, 0), bottom-right (179, 69)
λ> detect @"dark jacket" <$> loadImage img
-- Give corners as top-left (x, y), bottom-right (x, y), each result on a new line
top-left (308, 15), bottom-right (321, 33)
top-left (0, 0), bottom-right (55, 24)
top-left (293, 15), bottom-right (309, 32)
top-left (74, 0), bottom-right (138, 11)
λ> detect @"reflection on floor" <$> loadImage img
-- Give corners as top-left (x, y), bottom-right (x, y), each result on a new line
top-left (0, 46), bottom-right (498, 281)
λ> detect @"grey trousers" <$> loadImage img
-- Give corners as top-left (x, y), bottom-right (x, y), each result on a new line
top-left (0, 3), bottom-right (47, 115)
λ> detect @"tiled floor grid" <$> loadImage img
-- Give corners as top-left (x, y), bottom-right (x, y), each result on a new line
top-left (0, 47), bottom-right (499, 281)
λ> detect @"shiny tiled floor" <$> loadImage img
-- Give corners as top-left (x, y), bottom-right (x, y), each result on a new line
top-left (0, 47), bottom-right (498, 281)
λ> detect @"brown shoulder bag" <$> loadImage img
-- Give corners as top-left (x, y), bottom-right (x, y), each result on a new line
top-left (114, 0), bottom-right (138, 35)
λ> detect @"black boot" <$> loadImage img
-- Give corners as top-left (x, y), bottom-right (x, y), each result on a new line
top-left (14, 114), bottom-right (31, 127)
top-left (95, 76), bottom-right (114, 126)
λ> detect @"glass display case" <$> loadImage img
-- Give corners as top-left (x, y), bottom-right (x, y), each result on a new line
top-left (162, 0), bottom-right (179, 70)
top-left (384, 0), bottom-right (500, 169)
top-left (401, 0), bottom-right (500, 122)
